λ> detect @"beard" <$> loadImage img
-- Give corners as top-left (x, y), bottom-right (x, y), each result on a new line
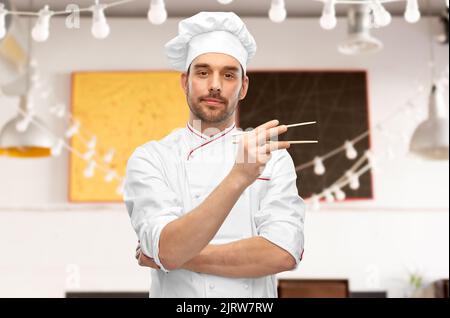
top-left (186, 89), bottom-right (237, 124)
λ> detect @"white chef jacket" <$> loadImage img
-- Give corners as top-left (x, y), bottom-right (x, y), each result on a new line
top-left (124, 122), bottom-right (305, 298)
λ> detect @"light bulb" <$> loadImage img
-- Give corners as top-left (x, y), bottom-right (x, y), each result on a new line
top-left (0, 4), bottom-right (7, 40)
top-left (103, 149), bottom-right (115, 163)
top-left (346, 171), bottom-right (360, 190)
top-left (83, 149), bottom-right (96, 161)
top-left (51, 139), bottom-right (65, 157)
top-left (350, 176), bottom-right (360, 190)
top-left (49, 104), bottom-right (66, 118)
top-left (84, 161), bottom-right (96, 178)
top-left (372, 0), bottom-right (392, 27)
top-left (333, 186), bottom-right (346, 201)
top-left (313, 157), bottom-right (326, 175)
top-left (404, 0), bottom-right (421, 23)
top-left (324, 189), bottom-right (335, 203)
top-left (269, 0), bottom-right (287, 23)
top-left (105, 170), bottom-right (117, 183)
top-left (32, 6), bottom-right (53, 42)
top-left (87, 136), bottom-right (97, 149)
top-left (345, 141), bottom-right (358, 160)
top-left (65, 120), bottom-right (80, 138)
top-left (365, 150), bottom-right (377, 172)
top-left (91, 2), bottom-right (110, 39)
top-left (320, 0), bottom-right (337, 30)
top-left (311, 194), bottom-right (320, 211)
top-left (148, 0), bottom-right (167, 25)
top-left (116, 179), bottom-right (125, 195)
top-left (217, 0), bottom-right (233, 4)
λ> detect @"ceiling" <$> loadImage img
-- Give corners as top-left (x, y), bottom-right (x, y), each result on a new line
top-left (8, 0), bottom-right (448, 18)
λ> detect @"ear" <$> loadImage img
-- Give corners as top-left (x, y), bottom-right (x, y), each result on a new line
top-left (239, 75), bottom-right (249, 100)
top-left (180, 73), bottom-right (188, 94)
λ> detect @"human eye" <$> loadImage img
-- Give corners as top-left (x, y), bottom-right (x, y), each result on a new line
top-left (196, 70), bottom-right (208, 77)
top-left (224, 72), bottom-right (236, 80)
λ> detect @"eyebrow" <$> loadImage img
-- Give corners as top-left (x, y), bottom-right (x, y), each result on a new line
top-left (193, 64), bottom-right (240, 73)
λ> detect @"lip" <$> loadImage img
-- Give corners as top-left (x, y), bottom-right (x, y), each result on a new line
top-left (202, 98), bottom-right (225, 106)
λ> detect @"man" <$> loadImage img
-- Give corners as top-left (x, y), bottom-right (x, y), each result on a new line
top-left (124, 12), bottom-right (305, 298)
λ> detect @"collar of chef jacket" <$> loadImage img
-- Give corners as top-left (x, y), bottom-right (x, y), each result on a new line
top-left (185, 121), bottom-right (237, 162)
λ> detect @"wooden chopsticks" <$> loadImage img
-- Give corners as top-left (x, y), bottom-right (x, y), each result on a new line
top-left (231, 121), bottom-right (318, 145)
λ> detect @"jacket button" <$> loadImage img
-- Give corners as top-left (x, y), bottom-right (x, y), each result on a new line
top-left (209, 283), bottom-right (215, 290)
top-left (243, 284), bottom-right (249, 289)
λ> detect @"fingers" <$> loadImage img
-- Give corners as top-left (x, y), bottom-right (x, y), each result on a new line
top-left (254, 119), bottom-right (279, 133)
top-left (251, 125), bottom-right (288, 146)
top-left (268, 141), bottom-right (291, 152)
top-left (258, 141), bottom-right (290, 155)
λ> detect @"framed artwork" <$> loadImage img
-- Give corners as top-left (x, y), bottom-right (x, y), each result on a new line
top-left (69, 71), bottom-right (188, 202)
top-left (238, 70), bottom-right (373, 200)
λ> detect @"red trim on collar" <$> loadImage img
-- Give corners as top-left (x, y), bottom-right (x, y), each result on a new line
top-left (187, 124), bottom-right (236, 160)
top-left (257, 177), bottom-right (271, 181)
top-left (187, 124), bottom-right (207, 140)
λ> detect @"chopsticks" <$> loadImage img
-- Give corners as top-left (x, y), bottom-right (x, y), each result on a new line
top-left (231, 121), bottom-right (318, 145)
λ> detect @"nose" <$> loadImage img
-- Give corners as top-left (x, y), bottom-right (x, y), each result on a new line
top-left (209, 73), bottom-right (222, 94)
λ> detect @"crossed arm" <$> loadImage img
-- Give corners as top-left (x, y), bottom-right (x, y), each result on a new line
top-left (136, 236), bottom-right (296, 278)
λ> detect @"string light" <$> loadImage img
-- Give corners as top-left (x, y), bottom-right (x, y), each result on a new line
top-left (404, 0), bottom-right (421, 23)
top-left (105, 170), bottom-right (117, 182)
top-left (345, 140), bottom-right (358, 160)
top-left (84, 160), bottom-right (96, 178)
top-left (372, 0), bottom-right (392, 27)
top-left (103, 149), bottom-right (115, 163)
top-left (332, 185), bottom-right (346, 201)
top-left (148, 0), bottom-right (167, 25)
top-left (320, 0), bottom-right (337, 30)
top-left (116, 179), bottom-right (125, 195)
top-left (217, 0), bottom-right (234, 4)
top-left (91, 0), bottom-right (110, 39)
top-left (50, 139), bottom-right (65, 157)
top-left (269, 0), bottom-right (287, 23)
top-left (313, 157), bottom-right (326, 175)
top-left (311, 194), bottom-right (320, 211)
top-left (32, 6), bottom-right (53, 42)
top-left (324, 189), bottom-right (335, 203)
top-left (0, 0), bottom-right (436, 40)
top-left (346, 171), bottom-right (361, 190)
top-left (0, 4), bottom-right (7, 40)
top-left (49, 103), bottom-right (66, 118)
top-left (87, 136), bottom-right (97, 150)
top-left (65, 120), bottom-right (80, 138)
top-left (82, 148), bottom-right (96, 161)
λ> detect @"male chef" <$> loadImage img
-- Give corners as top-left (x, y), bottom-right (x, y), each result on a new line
top-left (124, 12), bottom-right (305, 298)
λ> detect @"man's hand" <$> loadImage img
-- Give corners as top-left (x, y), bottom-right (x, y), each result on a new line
top-left (135, 245), bottom-right (160, 269)
top-left (232, 119), bottom-right (290, 187)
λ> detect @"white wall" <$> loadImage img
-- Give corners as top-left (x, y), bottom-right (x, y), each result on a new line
top-left (0, 16), bottom-right (448, 298)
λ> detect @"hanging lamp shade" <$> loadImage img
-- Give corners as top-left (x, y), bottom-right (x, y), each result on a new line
top-left (0, 95), bottom-right (54, 157)
top-left (409, 84), bottom-right (449, 160)
top-left (338, 4), bottom-right (383, 55)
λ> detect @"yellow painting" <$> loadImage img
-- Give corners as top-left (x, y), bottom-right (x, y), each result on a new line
top-left (70, 71), bottom-right (188, 202)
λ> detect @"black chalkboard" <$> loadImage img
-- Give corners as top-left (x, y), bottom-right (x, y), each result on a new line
top-left (238, 71), bottom-right (373, 200)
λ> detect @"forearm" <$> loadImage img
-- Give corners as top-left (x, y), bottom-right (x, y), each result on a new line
top-left (182, 237), bottom-right (296, 278)
top-left (159, 169), bottom-right (249, 270)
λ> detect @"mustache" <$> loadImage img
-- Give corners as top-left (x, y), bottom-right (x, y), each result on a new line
top-left (199, 94), bottom-right (228, 104)
top-left (199, 95), bottom-right (228, 104)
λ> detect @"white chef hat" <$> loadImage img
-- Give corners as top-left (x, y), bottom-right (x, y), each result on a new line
top-left (164, 12), bottom-right (257, 74)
